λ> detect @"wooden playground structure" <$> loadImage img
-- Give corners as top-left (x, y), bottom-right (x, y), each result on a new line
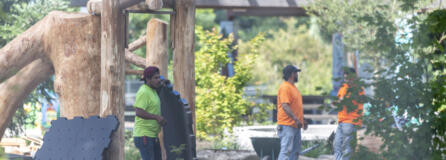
top-left (0, 0), bottom-right (318, 159)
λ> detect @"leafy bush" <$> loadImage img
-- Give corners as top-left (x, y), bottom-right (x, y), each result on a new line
top-left (309, 0), bottom-right (446, 159)
top-left (195, 26), bottom-right (264, 140)
top-left (125, 130), bottom-right (141, 160)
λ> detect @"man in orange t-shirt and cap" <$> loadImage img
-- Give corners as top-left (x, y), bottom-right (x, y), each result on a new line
top-left (277, 65), bottom-right (308, 160)
top-left (333, 67), bottom-right (364, 160)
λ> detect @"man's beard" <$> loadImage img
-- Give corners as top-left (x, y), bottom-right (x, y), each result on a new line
top-left (294, 76), bottom-right (298, 82)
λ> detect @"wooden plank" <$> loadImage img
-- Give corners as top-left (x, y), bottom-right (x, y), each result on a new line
top-left (100, 0), bottom-right (126, 159)
top-left (172, 0), bottom-right (197, 135)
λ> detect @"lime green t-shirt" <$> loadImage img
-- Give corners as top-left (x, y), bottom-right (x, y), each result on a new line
top-left (133, 84), bottom-right (161, 138)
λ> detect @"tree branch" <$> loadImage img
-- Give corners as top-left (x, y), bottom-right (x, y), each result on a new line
top-left (125, 49), bottom-right (146, 68)
top-left (128, 34), bottom-right (147, 52)
top-left (0, 58), bottom-right (54, 140)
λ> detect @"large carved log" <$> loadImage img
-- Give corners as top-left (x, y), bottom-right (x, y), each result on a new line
top-left (43, 11), bottom-right (102, 119)
top-left (0, 58), bottom-right (54, 141)
top-left (0, 11), bottom-right (147, 145)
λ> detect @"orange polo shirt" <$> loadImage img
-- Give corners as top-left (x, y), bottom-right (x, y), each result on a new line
top-left (337, 84), bottom-right (364, 126)
top-left (277, 81), bottom-right (304, 128)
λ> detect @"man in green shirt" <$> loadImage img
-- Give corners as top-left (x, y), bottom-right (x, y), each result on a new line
top-left (133, 66), bottom-right (166, 160)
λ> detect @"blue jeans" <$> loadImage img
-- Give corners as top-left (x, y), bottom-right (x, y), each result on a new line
top-left (277, 125), bottom-right (301, 160)
top-left (134, 136), bottom-right (161, 160)
top-left (333, 123), bottom-right (356, 160)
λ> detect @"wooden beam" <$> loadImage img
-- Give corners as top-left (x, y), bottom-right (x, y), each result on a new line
top-left (125, 49), bottom-right (146, 68)
top-left (128, 34), bottom-right (146, 52)
top-left (172, 0), bottom-right (196, 137)
top-left (119, 0), bottom-right (144, 10)
top-left (100, 0), bottom-right (125, 159)
top-left (146, 18), bottom-right (168, 77)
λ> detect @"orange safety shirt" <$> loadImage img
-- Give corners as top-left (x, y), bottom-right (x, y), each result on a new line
top-left (277, 81), bottom-right (304, 128)
top-left (337, 84), bottom-right (364, 126)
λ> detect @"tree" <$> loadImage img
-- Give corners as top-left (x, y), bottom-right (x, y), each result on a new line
top-left (194, 26), bottom-right (263, 139)
top-left (308, 0), bottom-right (446, 159)
top-left (239, 18), bottom-right (332, 95)
top-left (0, 0), bottom-right (74, 136)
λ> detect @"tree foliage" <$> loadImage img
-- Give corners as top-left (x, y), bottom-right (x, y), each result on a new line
top-left (239, 18), bottom-right (332, 95)
top-left (308, 0), bottom-right (446, 159)
top-left (195, 26), bottom-right (263, 139)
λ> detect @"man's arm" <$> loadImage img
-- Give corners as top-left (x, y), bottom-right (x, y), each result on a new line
top-left (135, 108), bottom-right (166, 126)
top-left (282, 103), bottom-right (302, 128)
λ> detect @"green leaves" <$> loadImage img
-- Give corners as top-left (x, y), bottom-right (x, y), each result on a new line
top-left (195, 27), bottom-right (264, 140)
top-left (309, 0), bottom-right (446, 158)
top-left (0, 0), bottom-right (74, 46)
top-left (239, 18), bottom-right (333, 95)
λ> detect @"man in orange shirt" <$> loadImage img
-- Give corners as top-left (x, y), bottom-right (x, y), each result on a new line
top-left (277, 65), bottom-right (308, 160)
top-left (333, 67), bottom-right (363, 160)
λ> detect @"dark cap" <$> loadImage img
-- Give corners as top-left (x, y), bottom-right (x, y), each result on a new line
top-left (140, 66), bottom-right (160, 81)
top-left (282, 65), bottom-right (301, 80)
top-left (283, 65), bottom-right (301, 73)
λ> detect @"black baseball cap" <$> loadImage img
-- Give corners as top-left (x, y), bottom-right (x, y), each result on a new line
top-left (283, 65), bottom-right (301, 73)
top-left (282, 65), bottom-right (301, 80)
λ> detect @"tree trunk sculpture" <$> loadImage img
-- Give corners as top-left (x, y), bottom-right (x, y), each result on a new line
top-left (0, 11), bottom-right (147, 141)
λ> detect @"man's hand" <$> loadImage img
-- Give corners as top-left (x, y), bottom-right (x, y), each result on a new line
top-left (156, 116), bottom-right (167, 126)
top-left (303, 120), bottom-right (308, 130)
top-left (293, 118), bottom-right (302, 128)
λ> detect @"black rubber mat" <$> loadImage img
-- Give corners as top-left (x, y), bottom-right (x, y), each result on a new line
top-left (34, 115), bottom-right (119, 160)
top-left (159, 77), bottom-right (196, 160)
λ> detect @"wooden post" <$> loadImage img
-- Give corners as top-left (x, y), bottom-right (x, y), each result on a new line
top-left (145, 18), bottom-right (169, 160)
top-left (100, 0), bottom-right (126, 159)
top-left (146, 18), bottom-right (168, 77)
top-left (172, 0), bottom-right (196, 133)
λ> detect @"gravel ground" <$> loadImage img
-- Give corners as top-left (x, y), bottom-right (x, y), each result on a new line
top-left (196, 149), bottom-right (334, 160)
